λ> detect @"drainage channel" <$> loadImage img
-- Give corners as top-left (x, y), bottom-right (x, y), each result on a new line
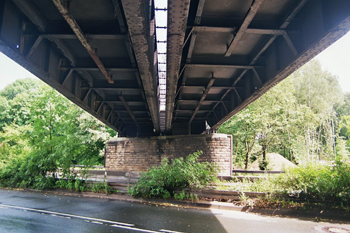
top-left (0, 204), bottom-right (184, 233)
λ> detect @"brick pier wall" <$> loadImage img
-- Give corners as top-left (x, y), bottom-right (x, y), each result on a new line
top-left (105, 134), bottom-right (233, 177)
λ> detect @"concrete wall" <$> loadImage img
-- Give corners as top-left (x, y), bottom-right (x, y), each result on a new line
top-left (105, 134), bottom-right (232, 177)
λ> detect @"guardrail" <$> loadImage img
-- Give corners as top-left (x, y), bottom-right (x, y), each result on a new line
top-left (232, 169), bottom-right (285, 174)
top-left (72, 165), bottom-right (104, 169)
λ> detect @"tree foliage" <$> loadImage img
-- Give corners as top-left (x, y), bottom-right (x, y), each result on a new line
top-left (0, 78), bottom-right (42, 100)
top-left (219, 59), bottom-right (348, 168)
top-left (0, 79), bottom-right (115, 189)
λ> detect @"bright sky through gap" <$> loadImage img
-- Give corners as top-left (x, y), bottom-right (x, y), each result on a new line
top-left (0, 31), bottom-right (350, 92)
top-left (316, 31), bottom-right (350, 93)
top-left (155, 0), bottom-right (168, 112)
top-left (0, 52), bottom-right (37, 90)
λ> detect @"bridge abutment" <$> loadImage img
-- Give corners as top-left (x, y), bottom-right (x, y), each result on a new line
top-left (105, 134), bottom-right (233, 177)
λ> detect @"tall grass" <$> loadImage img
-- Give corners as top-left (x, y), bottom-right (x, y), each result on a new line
top-left (217, 161), bottom-right (350, 205)
top-left (276, 161), bottom-right (350, 203)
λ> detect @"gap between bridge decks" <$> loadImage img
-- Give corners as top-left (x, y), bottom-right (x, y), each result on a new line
top-left (155, 0), bottom-right (168, 133)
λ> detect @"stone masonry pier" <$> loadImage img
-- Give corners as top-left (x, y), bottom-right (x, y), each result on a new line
top-left (105, 134), bottom-right (233, 177)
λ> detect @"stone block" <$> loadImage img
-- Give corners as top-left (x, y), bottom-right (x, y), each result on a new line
top-left (105, 134), bottom-right (232, 176)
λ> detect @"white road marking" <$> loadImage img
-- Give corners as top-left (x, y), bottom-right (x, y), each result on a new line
top-left (91, 221), bottom-right (103, 225)
top-left (0, 203), bottom-right (186, 233)
top-left (0, 204), bottom-right (133, 227)
top-left (0, 203), bottom-right (185, 233)
top-left (159, 229), bottom-right (185, 233)
top-left (110, 224), bottom-right (161, 233)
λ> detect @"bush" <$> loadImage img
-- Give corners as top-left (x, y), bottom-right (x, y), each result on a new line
top-left (174, 190), bottom-right (199, 202)
top-left (90, 181), bottom-right (114, 195)
top-left (128, 151), bottom-right (218, 199)
top-left (275, 161), bottom-right (350, 203)
top-left (0, 156), bottom-right (29, 188)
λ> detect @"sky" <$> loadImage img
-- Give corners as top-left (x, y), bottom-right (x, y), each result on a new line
top-left (0, 31), bottom-right (350, 92)
top-left (316, 31), bottom-right (350, 92)
top-left (0, 52), bottom-right (37, 90)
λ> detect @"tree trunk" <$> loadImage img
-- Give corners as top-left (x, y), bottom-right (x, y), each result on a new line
top-left (260, 143), bottom-right (267, 170)
top-left (262, 145), bottom-right (267, 161)
top-left (331, 115), bottom-right (336, 160)
top-left (244, 139), bottom-right (255, 169)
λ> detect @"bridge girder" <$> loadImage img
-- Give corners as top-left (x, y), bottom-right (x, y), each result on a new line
top-left (171, 0), bottom-right (350, 134)
top-left (0, 0), bottom-right (349, 136)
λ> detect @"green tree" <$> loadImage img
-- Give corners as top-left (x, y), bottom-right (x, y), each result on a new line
top-left (0, 79), bottom-right (42, 130)
top-left (0, 124), bottom-right (32, 165)
top-left (219, 78), bottom-right (310, 168)
top-left (337, 94), bottom-right (350, 156)
top-left (0, 79), bottom-right (115, 188)
top-left (219, 59), bottom-right (345, 168)
top-left (0, 96), bottom-right (10, 130)
top-left (0, 78), bottom-right (42, 100)
top-left (219, 106), bottom-right (260, 168)
top-left (28, 85), bottom-right (112, 178)
top-left (336, 93), bottom-right (350, 117)
top-left (292, 60), bottom-right (344, 161)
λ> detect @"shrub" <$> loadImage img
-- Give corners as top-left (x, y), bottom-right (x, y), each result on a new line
top-left (174, 190), bottom-right (199, 202)
top-left (90, 181), bottom-right (114, 195)
top-left (275, 161), bottom-right (350, 203)
top-left (128, 151), bottom-right (218, 199)
top-left (55, 179), bottom-right (68, 189)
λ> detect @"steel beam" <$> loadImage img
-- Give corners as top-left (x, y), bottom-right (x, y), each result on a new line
top-left (175, 109), bottom-right (210, 113)
top-left (121, 0), bottom-right (160, 132)
top-left (181, 85), bottom-right (240, 90)
top-left (189, 76), bottom-right (215, 124)
top-left (178, 99), bottom-right (228, 103)
top-left (0, 1), bottom-right (130, 135)
top-left (66, 67), bottom-right (137, 72)
top-left (40, 34), bottom-right (126, 40)
top-left (185, 64), bottom-right (257, 69)
top-left (280, 0), bottom-right (309, 29)
top-left (113, 110), bottom-right (147, 114)
top-left (111, 0), bottom-right (127, 33)
top-left (52, 0), bottom-right (114, 83)
top-left (81, 87), bottom-right (141, 92)
top-left (225, 0), bottom-right (265, 57)
top-left (212, 6), bottom-right (350, 130)
top-left (282, 32), bottom-right (298, 56)
top-left (165, 0), bottom-right (191, 132)
top-left (206, 0), bottom-right (310, 127)
top-left (234, 89), bottom-right (242, 103)
top-left (246, 28), bottom-right (285, 35)
top-left (61, 69), bottom-right (73, 86)
top-left (49, 38), bottom-right (76, 66)
top-left (192, 26), bottom-right (236, 33)
top-left (99, 100), bottom-right (145, 104)
top-left (82, 89), bottom-right (92, 102)
top-left (12, 0), bottom-right (46, 32)
top-left (194, 0), bottom-right (206, 25)
top-left (26, 36), bottom-right (43, 58)
top-left (186, 32), bottom-right (197, 63)
top-left (96, 101), bottom-right (105, 114)
top-left (119, 96), bottom-right (138, 125)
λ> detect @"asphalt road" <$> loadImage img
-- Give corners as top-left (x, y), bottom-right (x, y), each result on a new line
top-left (0, 189), bottom-right (349, 233)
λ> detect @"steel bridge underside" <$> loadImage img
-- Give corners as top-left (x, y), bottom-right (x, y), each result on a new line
top-left (0, 0), bottom-right (349, 137)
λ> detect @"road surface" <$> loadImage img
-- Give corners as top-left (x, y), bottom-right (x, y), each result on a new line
top-left (0, 189), bottom-right (349, 233)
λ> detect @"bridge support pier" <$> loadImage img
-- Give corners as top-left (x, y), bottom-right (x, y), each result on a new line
top-left (105, 134), bottom-right (233, 177)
